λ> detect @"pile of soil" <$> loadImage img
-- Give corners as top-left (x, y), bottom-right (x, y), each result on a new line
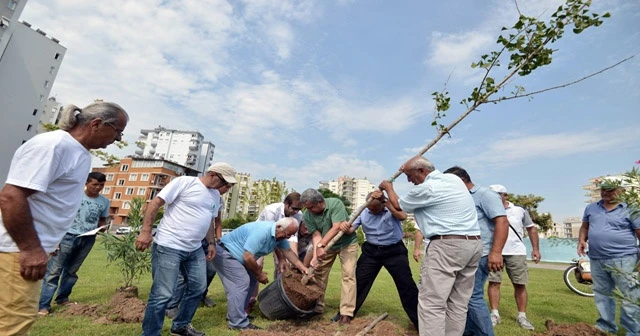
top-left (532, 319), bottom-right (608, 336)
top-left (239, 315), bottom-right (415, 336)
top-left (281, 271), bottom-right (324, 311)
top-left (60, 288), bottom-right (146, 323)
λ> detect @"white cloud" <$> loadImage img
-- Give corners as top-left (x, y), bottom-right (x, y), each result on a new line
top-left (466, 128), bottom-right (640, 168)
top-left (427, 31), bottom-right (493, 69)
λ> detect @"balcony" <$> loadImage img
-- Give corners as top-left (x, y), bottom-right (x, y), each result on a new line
top-left (135, 149), bottom-right (143, 156)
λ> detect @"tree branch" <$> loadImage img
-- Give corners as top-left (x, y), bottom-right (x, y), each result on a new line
top-left (485, 55), bottom-right (635, 103)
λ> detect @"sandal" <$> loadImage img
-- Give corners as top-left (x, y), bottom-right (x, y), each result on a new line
top-left (38, 309), bottom-right (50, 317)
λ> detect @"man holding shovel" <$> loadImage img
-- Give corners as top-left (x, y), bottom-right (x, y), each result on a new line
top-left (333, 189), bottom-right (419, 330)
top-left (300, 188), bottom-right (357, 325)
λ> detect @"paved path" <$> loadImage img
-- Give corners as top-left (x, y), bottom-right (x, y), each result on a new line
top-left (526, 261), bottom-right (569, 271)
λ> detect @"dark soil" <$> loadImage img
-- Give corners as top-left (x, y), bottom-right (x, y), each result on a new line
top-left (240, 315), bottom-right (417, 336)
top-left (60, 287), bottom-right (146, 323)
top-left (532, 319), bottom-right (608, 336)
top-left (281, 271), bottom-right (324, 311)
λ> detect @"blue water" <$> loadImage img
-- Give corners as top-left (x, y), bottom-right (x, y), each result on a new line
top-left (523, 238), bottom-right (578, 263)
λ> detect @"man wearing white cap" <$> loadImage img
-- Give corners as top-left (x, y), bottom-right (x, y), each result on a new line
top-left (136, 162), bottom-right (236, 336)
top-left (486, 184), bottom-right (540, 331)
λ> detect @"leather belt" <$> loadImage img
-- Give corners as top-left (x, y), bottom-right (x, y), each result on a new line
top-left (218, 242), bottom-right (230, 252)
top-left (430, 235), bottom-right (481, 240)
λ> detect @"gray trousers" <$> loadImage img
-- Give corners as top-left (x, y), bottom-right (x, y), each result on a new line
top-left (211, 245), bottom-right (257, 329)
top-left (419, 239), bottom-right (482, 336)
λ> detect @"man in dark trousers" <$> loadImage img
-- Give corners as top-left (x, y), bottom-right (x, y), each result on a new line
top-left (333, 189), bottom-right (419, 330)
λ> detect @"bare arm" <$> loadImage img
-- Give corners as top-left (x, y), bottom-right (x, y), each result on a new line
top-left (413, 230), bottom-right (424, 262)
top-left (379, 181), bottom-right (401, 212)
top-left (135, 196), bottom-right (165, 251)
top-left (577, 221), bottom-right (589, 256)
top-left (244, 251), bottom-right (268, 284)
top-left (281, 248), bottom-right (308, 274)
top-left (0, 184), bottom-right (48, 280)
top-left (526, 226), bottom-right (541, 263)
top-left (386, 200), bottom-right (407, 221)
top-left (488, 215), bottom-right (509, 272)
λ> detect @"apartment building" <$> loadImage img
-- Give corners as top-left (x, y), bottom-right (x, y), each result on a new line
top-left (38, 96), bottom-right (62, 132)
top-left (561, 217), bottom-right (582, 239)
top-left (93, 157), bottom-right (199, 225)
top-left (221, 173), bottom-right (251, 220)
top-left (135, 126), bottom-right (215, 175)
top-left (0, 2), bottom-right (66, 182)
top-left (582, 174), bottom-right (625, 203)
top-left (319, 176), bottom-right (377, 213)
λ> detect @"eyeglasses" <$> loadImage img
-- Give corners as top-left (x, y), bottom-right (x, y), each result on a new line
top-left (290, 207), bottom-right (302, 211)
top-left (215, 173), bottom-right (228, 186)
top-left (104, 122), bottom-right (124, 137)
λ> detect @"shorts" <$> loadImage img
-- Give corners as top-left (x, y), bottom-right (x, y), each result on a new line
top-left (487, 254), bottom-right (528, 285)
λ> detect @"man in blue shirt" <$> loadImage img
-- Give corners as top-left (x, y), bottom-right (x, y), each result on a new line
top-left (212, 218), bottom-right (309, 330)
top-left (38, 172), bottom-right (110, 316)
top-left (444, 166), bottom-right (509, 336)
top-left (578, 179), bottom-right (640, 335)
top-left (381, 156), bottom-right (482, 336)
top-left (334, 190), bottom-right (419, 330)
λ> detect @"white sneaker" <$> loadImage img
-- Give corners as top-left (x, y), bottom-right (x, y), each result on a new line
top-left (517, 316), bottom-right (534, 330)
top-left (491, 314), bottom-right (501, 327)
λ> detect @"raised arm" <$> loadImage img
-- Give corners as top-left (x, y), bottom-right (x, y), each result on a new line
top-left (135, 196), bottom-right (165, 251)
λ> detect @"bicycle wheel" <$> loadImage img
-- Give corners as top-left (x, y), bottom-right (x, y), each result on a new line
top-left (563, 265), bottom-right (594, 297)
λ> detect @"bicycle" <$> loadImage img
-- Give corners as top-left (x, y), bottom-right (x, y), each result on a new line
top-left (563, 258), bottom-right (594, 297)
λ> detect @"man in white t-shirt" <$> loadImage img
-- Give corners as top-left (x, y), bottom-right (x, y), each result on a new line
top-left (0, 101), bottom-right (128, 335)
top-left (136, 162), bottom-right (236, 336)
top-left (487, 184), bottom-right (541, 331)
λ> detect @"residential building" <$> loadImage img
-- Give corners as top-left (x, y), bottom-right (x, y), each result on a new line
top-left (0, 11), bottom-right (66, 182)
top-left (319, 176), bottom-right (376, 213)
top-left (542, 221), bottom-right (564, 239)
top-left (38, 96), bottom-right (63, 132)
top-left (562, 217), bottom-right (582, 239)
top-left (135, 126), bottom-right (215, 175)
top-left (93, 157), bottom-right (199, 226)
top-left (0, 0), bottom-right (26, 55)
top-left (221, 173), bottom-right (252, 220)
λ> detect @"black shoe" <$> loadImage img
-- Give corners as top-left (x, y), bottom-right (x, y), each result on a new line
top-left (170, 324), bottom-right (205, 336)
top-left (330, 312), bottom-right (341, 322)
top-left (200, 296), bottom-right (216, 307)
top-left (229, 323), bottom-right (262, 330)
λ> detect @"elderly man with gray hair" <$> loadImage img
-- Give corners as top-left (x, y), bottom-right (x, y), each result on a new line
top-left (379, 156), bottom-right (481, 336)
top-left (300, 188), bottom-right (358, 325)
top-left (0, 101), bottom-right (128, 335)
top-left (213, 217), bottom-right (308, 330)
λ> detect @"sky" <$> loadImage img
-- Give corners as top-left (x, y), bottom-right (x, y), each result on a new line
top-left (21, 0), bottom-right (640, 223)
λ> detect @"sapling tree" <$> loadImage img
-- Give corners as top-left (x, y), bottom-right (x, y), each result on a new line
top-left (324, 0), bottom-right (633, 248)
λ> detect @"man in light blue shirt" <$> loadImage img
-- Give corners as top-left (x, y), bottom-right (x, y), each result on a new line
top-left (578, 179), bottom-right (640, 335)
top-left (381, 156), bottom-right (482, 336)
top-left (213, 218), bottom-right (309, 330)
top-left (336, 190), bottom-right (419, 330)
top-left (443, 166), bottom-right (509, 336)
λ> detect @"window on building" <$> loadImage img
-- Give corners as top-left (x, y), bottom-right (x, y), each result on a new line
top-left (102, 187), bottom-right (111, 194)
top-left (138, 187), bottom-right (146, 195)
top-left (121, 164), bottom-right (129, 171)
top-left (125, 187), bottom-right (134, 195)
top-left (141, 174), bottom-right (149, 181)
top-left (129, 173), bottom-right (138, 181)
top-left (0, 16), bottom-right (9, 29)
top-left (117, 179), bottom-right (125, 186)
top-left (32, 109), bottom-right (38, 116)
top-left (54, 52), bottom-right (60, 60)
top-left (8, 1), bottom-right (18, 10)
top-left (44, 80), bottom-right (49, 88)
top-left (26, 124), bottom-right (32, 131)
top-left (39, 95), bottom-right (44, 102)
top-left (114, 192), bottom-right (122, 200)
top-left (49, 66), bottom-right (55, 74)
top-left (122, 201), bottom-right (130, 209)
top-left (106, 174), bottom-right (114, 181)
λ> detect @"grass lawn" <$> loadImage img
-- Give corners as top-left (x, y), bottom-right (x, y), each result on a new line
top-left (31, 241), bottom-right (609, 335)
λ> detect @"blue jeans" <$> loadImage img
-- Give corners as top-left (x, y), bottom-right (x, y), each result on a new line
top-left (141, 244), bottom-right (206, 336)
top-left (167, 241), bottom-right (216, 310)
top-left (463, 256), bottom-right (494, 336)
top-left (39, 233), bottom-right (96, 311)
top-left (590, 254), bottom-right (640, 336)
top-left (212, 244), bottom-right (258, 329)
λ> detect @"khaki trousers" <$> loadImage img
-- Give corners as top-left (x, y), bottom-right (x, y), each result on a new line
top-left (419, 239), bottom-right (482, 336)
top-left (0, 253), bottom-right (41, 336)
top-left (313, 243), bottom-right (358, 317)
